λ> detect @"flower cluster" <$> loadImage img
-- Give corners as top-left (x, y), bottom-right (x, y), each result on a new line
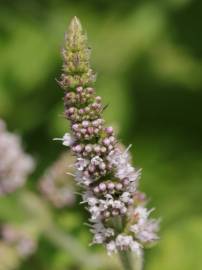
top-left (56, 17), bottom-right (159, 256)
top-left (0, 119), bottom-right (35, 195)
top-left (39, 152), bottom-right (76, 208)
top-left (1, 224), bottom-right (36, 258)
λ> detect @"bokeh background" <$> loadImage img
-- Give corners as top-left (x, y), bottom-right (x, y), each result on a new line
top-left (0, 0), bottom-right (202, 269)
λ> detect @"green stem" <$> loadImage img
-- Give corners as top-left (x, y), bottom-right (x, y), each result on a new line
top-left (119, 250), bottom-right (134, 270)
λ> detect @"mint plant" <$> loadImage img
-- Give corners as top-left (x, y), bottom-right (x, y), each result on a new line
top-left (56, 16), bottom-right (159, 270)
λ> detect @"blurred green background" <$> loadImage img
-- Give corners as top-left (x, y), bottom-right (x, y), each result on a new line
top-left (0, 0), bottom-right (202, 269)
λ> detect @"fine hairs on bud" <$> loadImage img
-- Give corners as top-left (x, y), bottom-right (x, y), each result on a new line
top-left (54, 16), bottom-right (160, 269)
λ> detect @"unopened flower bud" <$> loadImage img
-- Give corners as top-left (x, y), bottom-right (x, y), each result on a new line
top-left (116, 183), bottom-right (123, 191)
top-left (99, 183), bottom-right (106, 191)
top-left (107, 182), bottom-right (115, 190)
top-left (76, 86), bottom-right (83, 93)
top-left (82, 120), bottom-right (89, 128)
top-left (103, 138), bottom-right (110, 146)
top-left (106, 126), bottom-right (113, 134)
top-left (94, 186), bottom-right (99, 193)
top-left (85, 144), bottom-right (92, 152)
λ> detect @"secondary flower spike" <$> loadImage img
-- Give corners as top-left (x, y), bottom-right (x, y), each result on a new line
top-left (56, 16), bottom-right (159, 258)
top-left (0, 119), bottom-right (34, 195)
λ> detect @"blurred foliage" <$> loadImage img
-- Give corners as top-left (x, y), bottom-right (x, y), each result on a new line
top-left (0, 0), bottom-right (202, 269)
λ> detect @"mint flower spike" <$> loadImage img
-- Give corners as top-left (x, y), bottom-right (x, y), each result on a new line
top-left (57, 16), bottom-right (159, 270)
top-left (39, 152), bottom-right (75, 208)
top-left (0, 119), bottom-right (35, 195)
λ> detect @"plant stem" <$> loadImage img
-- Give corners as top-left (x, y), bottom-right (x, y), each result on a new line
top-left (119, 250), bottom-right (134, 270)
